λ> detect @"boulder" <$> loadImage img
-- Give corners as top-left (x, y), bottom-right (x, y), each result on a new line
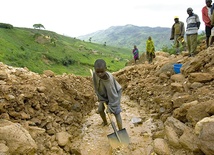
top-left (0, 119), bottom-right (37, 154)
top-left (195, 116), bottom-right (214, 155)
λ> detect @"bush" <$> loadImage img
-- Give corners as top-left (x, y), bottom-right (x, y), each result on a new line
top-left (0, 23), bottom-right (13, 29)
top-left (62, 57), bottom-right (76, 66)
top-left (161, 45), bottom-right (174, 54)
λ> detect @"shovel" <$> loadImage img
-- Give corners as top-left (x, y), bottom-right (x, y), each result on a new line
top-left (104, 102), bottom-right (130, 149)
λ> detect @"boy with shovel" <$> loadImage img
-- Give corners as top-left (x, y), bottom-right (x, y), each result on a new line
top-left (91, 59), bottom-right (123, 130)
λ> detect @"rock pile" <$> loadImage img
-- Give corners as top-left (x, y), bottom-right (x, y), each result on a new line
top-left (115, 47), bottom-right (214, 155)
top-left (0, 46), bottom-right (214, 155)
top-left (0, 64), bottom-right (96, 154)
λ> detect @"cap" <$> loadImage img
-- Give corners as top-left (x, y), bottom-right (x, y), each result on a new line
top-left (187, 7), bottom-right (193, 12)
top-left (174, 16), bottom-right (179, 19)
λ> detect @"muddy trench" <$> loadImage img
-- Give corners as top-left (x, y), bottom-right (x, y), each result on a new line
top-left (72, 95), bottom-right (158, 155)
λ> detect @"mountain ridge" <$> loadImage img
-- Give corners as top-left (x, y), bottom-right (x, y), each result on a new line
top-left (77, 24), bottom-right (172, 51)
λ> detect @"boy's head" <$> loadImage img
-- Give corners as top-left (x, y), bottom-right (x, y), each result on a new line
top-left (94, 59), bottom-right (107, 79)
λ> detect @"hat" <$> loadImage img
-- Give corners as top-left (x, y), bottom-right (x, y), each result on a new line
top-left (206, 0), bottom-right (212, 3)
top-left (174, 16), bottom-right (179, 19)
top-left (187, 7), bottom-right (193, 11)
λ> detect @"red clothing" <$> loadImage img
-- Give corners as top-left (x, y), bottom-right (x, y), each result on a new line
top-left (202, 6), bottom-right (212, 27)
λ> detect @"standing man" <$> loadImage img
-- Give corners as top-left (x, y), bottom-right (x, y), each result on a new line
top-left (202, 0), bottom-right (214, 48)
top-left (186, 8), bottom-right (201, 57)
top-left (170, 16), bottom-right (186, 54)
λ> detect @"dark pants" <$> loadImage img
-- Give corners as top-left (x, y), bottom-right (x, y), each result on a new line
top-left (147, 52), bottom-right (155, 63)
top-left (98, 102), bottom-right (123, 130)
top-left (205, 25), bottom-right (213, 47)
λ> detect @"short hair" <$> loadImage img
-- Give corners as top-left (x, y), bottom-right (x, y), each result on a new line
top-left (187, 7), bottom-right (193, 12)
top-left (94, 59), bottom-right (106, 69)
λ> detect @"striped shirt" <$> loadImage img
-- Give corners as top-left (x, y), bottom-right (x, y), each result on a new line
top-left (186, 13), bottom-right (200, 35)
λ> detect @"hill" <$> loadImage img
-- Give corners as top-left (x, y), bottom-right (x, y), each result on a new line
top-left (0, 27), bottom-right (131, 76)
top-left (77, 24), bottom-right (171, 51)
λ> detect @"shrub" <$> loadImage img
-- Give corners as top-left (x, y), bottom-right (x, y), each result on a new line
top-left (0, 23), bottom-right (13, 29)
top-left (33, 24), bottom-right (45, 29)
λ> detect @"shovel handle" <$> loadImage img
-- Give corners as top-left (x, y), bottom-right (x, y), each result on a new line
top-left (104, 102), bottom-right (121, 143)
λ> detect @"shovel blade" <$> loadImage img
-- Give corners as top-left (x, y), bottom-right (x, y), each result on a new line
top-left (107, 128), bottom-right (130, 149)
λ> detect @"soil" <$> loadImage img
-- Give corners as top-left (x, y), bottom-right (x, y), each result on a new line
top-left (72, 95), bottom-right (156, 155)
top-left (1, 43), bottom-right (214, 155)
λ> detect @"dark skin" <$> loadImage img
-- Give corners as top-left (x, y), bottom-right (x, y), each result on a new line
top-left (174, 18), bottom-right (179, 23)
top-left (206, 1), bottom-right (212, 8)
top-left (95, 67), bottom-right (109, 80)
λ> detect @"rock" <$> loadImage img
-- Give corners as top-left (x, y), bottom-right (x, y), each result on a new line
top-left (173, 100), bottom-right (198, 122)
top-left (171, 94), bottom-right (193, 108)
top-left (43, 70), bottom-right (55, 77)
top-left (37, 86), bottom-right (46, 93)
top-left (190, 82), bottom-right (203, 89)
top-left (0, 71), bottom-right (8, 80)
top-left (171, 82), bottom-right (184, 92)
top-left (179, 128), bottom-right (200, 152)
top-left (0, 119), bottom-right (37, 154)
top-left (56, 131), bottom-right (71, 146)
top-left (0, 142), bottom-right (9, 154)
top-left (195, 116), bottom-right (214, 155)
top-left (189, 72), bottom-right (213, 83)
top-left (186, 101), bottom-right (212, 125)
top-left (153, 138), bottom-right (171, 155)
top-left (170, 74), bottom-right (186, 82)
top-left (28, 126), bottom-right (46, 139)
top-left (165, 125), bottom-right (181, 148)
top-left (164, 117), bottom-right (188, 139)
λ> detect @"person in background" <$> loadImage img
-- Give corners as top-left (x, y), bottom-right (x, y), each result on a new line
top-left (146, 36), bottom-right (155, 63)
top-left (91, 59), bottom-right (123, 130)
top-left (132, 45), bottom-right (139, 64)
top-left (186, 7), bottom-right (201, 57)
top-left (210, 2), bottom-right (214, 46)
top-left (202, 0), bottom-right (214, 47)
top-left (170, 16), bottom-right (186, 54)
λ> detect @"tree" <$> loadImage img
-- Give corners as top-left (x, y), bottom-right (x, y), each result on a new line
top-left (33, 24), bottom-right (45, 29)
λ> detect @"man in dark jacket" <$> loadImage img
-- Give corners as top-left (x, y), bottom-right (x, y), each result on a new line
top-left (170, 16), bottom-right (186, 55)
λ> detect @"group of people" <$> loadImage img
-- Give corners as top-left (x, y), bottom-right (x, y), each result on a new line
top-left (91, 0), bottom-right (214, 133)
top-left (171, 0), bottom-right (214, 57)
top-left (171, 7), bottom-right (201, 57)
top-left (132, 36), bottom-right (155, 64)
top-left (133, 0), bottom-right (214, 62)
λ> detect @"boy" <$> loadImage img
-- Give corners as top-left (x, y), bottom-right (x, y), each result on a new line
top-left (92, 59), bottom-right (123, 130)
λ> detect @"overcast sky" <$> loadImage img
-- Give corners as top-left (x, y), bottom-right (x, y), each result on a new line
top-left (0, 0), bottom-right (206, 37)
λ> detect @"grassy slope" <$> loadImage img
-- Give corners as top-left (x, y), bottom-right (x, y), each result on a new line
top-left (0, 27), bottom-right (131, 76)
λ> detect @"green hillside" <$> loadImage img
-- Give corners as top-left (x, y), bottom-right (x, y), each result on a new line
top-left (0, 27), bottom-right (131, 76)
top-left (77, 24), bottom-right (172, 51)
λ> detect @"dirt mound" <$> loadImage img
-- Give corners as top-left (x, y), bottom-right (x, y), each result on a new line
top-left (0, 46), bottom-right (214, 155)
top-left (0, 65), bottom-right (96, 154)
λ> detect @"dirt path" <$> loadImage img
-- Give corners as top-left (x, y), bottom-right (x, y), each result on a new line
top-left (73, 96), bottom-right (157, 155)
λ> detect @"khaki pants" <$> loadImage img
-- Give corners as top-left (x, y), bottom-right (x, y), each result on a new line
top-left (174, 35), bottom-right (186, 54)
top-left (186, 34), bottom-right (197, 55)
